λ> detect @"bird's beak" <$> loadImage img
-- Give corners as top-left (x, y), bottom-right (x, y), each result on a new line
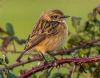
top-left (60, 16), bottom-right (70, 18)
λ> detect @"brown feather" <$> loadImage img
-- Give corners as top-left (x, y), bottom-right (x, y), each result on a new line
top-left (16, 9), bottom-right (68, 61)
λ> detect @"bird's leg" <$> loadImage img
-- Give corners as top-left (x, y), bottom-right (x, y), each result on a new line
top-left (47, 52), bottom-right (57, 61)
top-left (39, 52), bottom-right (48, 63)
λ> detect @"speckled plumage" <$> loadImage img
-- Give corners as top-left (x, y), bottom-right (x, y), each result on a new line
top-left (17, 9), bottom-right (68, 61)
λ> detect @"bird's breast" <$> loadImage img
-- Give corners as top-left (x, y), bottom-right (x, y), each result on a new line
top-left (35, 23), bottom-right (68, 54)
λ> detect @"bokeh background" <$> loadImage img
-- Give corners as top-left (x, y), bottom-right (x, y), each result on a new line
top-left (0, 0), bottom-right (100, 38)
top-left (0, 0), bottom-right (100, 78)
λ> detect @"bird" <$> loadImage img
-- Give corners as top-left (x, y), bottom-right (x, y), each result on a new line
top-left (16, 9), bottom-right (68, 62)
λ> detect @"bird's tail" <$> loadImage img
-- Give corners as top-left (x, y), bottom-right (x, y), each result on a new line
top-left (16, 43), bottom-right (35, 62)
top-left (16, 50), bottom-right (28, 62)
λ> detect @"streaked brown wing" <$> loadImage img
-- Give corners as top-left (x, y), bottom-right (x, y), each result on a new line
top-left (16, 21), bottom-right (60, 62)
top-left (25, 21), bottom-right (59, 50)
top-left (24, 19), bottom-right (47, 50)
top-left (25, 34), bottom-right (46, 51)
top-left (16, 33), bottom-right (46, 62)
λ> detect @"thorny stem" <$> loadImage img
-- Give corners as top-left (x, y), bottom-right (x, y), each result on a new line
top-left (20, 56), bottom-right (100, 78)
top-left (0, 38), bottom-right (100, 74)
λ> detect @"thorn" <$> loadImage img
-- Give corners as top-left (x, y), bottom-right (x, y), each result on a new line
top-left (54, 61), bottom-right (58, 67)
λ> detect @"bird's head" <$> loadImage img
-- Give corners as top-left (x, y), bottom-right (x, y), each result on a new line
top-left (41, 9), bottom-right (69, 22)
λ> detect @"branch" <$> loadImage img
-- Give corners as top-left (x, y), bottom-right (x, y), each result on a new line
top-left (52, 38), bottom-right (100, 55)
top-left (0, 38), bottom-right (100, 55)
top-left (20, 56), bottom-right (100, 78)
top-left (0, 54), bottom-right (42, 71)
top-left (0, 38), bottom-right (100, 72)
top-left (0, 48), bottom-right (32, 55)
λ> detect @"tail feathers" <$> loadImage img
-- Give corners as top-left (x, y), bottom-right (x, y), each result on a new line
top-left (16, 44), bottom-right (35, 62)
top-left (16, 50), bottom-right (27, 62)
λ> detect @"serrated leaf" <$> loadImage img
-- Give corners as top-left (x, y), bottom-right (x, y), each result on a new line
top-left (6, 23), bottom-right (15, 36)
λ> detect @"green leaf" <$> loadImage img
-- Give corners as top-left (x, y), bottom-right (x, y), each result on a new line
top-left (39, 70), bottom-right (50, 78)
top-left (71, 16), bottom-right (82, 26)
top-left (44, 54), bottom-right (51, 61)
top-left (78, 49), bottom-right (85, 57)
top-left (5, 56), bottom-right (9, 64)
top-left (6, 23), bottom-right (15, 36)
top-left (88, 12), bottom-right (96, 21)
top-left (31, 74), bottom-right (37, 78)
top-left (51, 72), bottom-right (63, 78)
top-left (68, 34), bottom-right (83, 47)
top-left (7, 72), bottom-right (17, 78)
top-left (0, 58), bottom-right (3, 65)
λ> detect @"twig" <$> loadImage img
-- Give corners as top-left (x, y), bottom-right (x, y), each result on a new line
top-left (0, 54), bottom-right (42, 71)
top-left (0, 38), bottom-right (100, 72)
top-left (19, 56), bottom-right (100, 78)
top-left (0, 38), bottom-right (100, 55)
top-left (52, 38), bottom-right (100, 55)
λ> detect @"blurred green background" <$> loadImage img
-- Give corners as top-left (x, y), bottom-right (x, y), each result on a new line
top-left (0, 0), bottom-right (100, 38)
top-left (0, 0), bottom-right (100, 77)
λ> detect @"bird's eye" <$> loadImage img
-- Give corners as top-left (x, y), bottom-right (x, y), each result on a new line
top-left (51, 16), bottom-right (54, 18)
top-left (54, 16), bottom-right (57, 18)
top-left (51, 16), bottom-right (57, 19)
